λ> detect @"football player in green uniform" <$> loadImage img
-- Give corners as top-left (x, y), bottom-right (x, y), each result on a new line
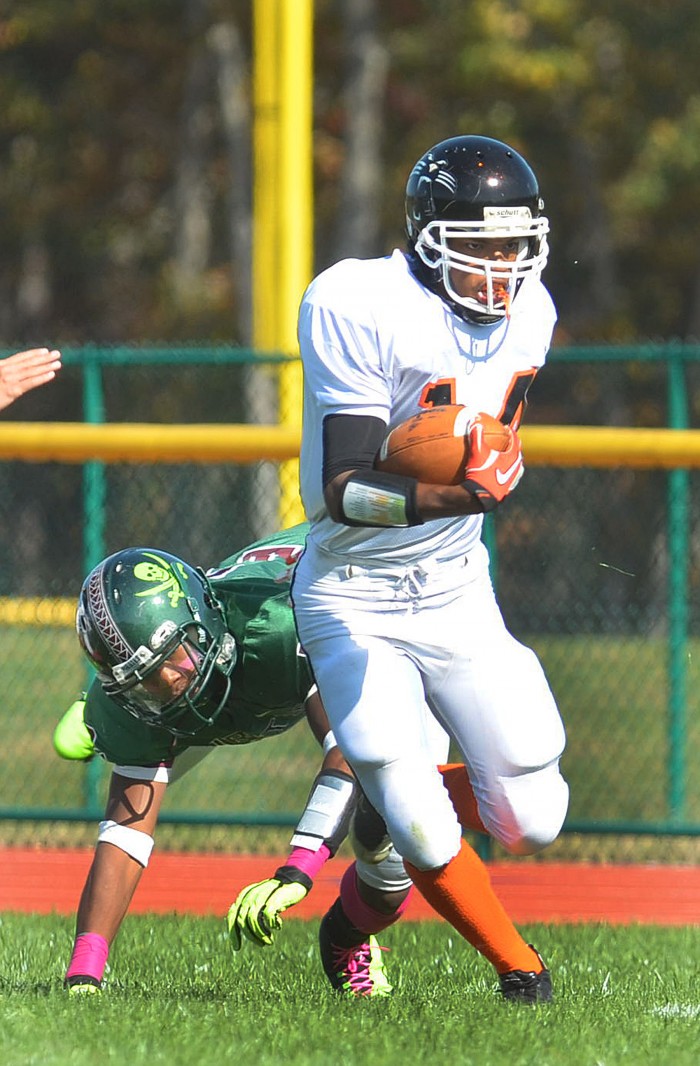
top-left (55, 523), bottom-right (536, 1000)
top-left (56, 523), bottom-right (413, 995)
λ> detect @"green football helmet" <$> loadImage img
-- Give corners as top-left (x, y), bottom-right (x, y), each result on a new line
top-left (76, 547), bottom-right (237, 735)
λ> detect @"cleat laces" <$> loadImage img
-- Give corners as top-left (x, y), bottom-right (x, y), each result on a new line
top-left (331, 939), bottom-right (392, 997)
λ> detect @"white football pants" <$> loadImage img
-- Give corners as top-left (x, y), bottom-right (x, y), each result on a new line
top-left (292, 540), bottom-right (569, 873)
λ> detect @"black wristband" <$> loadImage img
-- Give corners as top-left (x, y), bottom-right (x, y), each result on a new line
top-left (273, 866), bottom-right (314, 892)
top-left (461, 477), bottom-right (497, 513)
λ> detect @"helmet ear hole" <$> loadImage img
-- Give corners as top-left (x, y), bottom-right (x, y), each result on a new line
top-left (150, 620), bottom-right (178, 651)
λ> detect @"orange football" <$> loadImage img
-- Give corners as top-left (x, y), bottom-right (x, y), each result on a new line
top-left (375, 406), bottom-right (510, 485)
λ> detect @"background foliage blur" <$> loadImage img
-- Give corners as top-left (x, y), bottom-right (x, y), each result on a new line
top-left (2, 0), bottom-right (700, 348)
top-left (3, 3), bottom-right (700, 856)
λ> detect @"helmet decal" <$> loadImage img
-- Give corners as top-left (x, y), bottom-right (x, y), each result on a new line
top-left (133, 552), bottom-right (188, 607)
top-left (431, 164), bottom-right (456, 195)
top-left (79, 563), bottom-right (133, 665)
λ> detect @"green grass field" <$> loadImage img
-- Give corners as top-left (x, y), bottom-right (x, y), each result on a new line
top-left (1, 915), bottom-right (698, 1066)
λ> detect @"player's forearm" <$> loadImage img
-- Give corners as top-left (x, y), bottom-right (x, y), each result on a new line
top-left (66, 771), bottom-right (163, 991)
top-left (76, 771), bottom-right (160, 938)
top-left (65, 840), bottom-right (148, 991)
top-left (325, 469), bottom-right (483, 527)
top-left (323, 409), bottom-right (523, 525)
top-left (76, 841), bottom-right (146, 942)
top-left (414, 481), bottom-right (484, 518)
top-left (228, 755), bottom-right (358, 949)
top-left (75, 773), bottom-right (161, 939)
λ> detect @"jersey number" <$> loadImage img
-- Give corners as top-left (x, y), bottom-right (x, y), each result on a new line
top-left (418, 379), bottom-right (457, 408)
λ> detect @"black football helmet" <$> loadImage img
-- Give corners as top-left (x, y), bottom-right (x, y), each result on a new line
top-left (75, 548), bottom-right (237, 735)
top-left (405, 135), bottom-right (549, 323)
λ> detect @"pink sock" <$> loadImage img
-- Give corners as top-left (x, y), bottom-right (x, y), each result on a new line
top-left (284, 844), bottom-right (332, 881)
top-left (340, 862), bottom-right (413, 934)
top-left (65, 932), bottom-right (109, 983)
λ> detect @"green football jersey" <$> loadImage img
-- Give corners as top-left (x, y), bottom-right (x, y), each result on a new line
top-left (84, 523), bottom-right (312, 766)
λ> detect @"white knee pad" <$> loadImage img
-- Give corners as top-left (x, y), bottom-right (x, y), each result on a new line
top-left (354, 845), bottom-right (413, 894)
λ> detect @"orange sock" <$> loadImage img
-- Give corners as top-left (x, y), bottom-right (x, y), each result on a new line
top-left (405, 838), bottom-right (543, 974)
top-left (438, 763), bottom-right (486, 834)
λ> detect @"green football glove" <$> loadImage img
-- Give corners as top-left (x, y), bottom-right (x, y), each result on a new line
top-left (227, 869), bottom-right (312, 950)
top-left (54, 698), bottom-right (95, 761)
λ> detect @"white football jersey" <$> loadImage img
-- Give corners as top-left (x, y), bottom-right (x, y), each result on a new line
top-left (298, 249), bottom-right (556, 564)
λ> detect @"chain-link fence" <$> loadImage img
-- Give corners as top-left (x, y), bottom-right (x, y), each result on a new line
top-left (1, 344), bottom-right (699, 861)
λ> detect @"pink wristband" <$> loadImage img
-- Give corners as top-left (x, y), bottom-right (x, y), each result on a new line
top-left (65, 932), bottom-right (110, 983)
top-left (285, 843), bottom-right (331, 881)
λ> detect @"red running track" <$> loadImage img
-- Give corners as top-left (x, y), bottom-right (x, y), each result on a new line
top-left (2, 848), bottom-right (700, 924)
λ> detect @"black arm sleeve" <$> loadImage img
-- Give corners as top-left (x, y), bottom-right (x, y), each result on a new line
top-left (322, 413), bottom-right (387, 487)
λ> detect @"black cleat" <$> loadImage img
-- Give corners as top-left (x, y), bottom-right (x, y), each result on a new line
top-left (499, 946), bottom-right (552, 1003)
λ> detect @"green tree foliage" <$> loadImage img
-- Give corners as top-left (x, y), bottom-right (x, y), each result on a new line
top-left (0, 0), bottom-right (243, 342)
top-left (2, 0), bottom-right (700, 343)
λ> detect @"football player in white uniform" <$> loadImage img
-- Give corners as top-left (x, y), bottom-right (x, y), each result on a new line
top-left (292, 135), bottom-right (569, 1003)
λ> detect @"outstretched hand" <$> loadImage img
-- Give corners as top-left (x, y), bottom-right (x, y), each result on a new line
top-left (227, 876), bottom-right (310, 950)
top-left (0, 347), bottom-right (62, 412)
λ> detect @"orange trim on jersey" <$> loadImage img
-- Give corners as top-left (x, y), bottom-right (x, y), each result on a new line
top-left (497, 369), bottom-right (538, 428)
top-left (418, 379), bottom-right (458, 409)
